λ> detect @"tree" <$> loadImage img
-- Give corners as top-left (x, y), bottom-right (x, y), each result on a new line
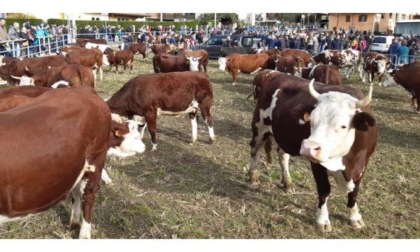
top-left (197, 13), bottom-right (239, 26)
top-left (6, 13), bottom-right (37, 19)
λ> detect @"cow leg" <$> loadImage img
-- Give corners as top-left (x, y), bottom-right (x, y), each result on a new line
top-left (278, 149), bottom-right (294, 193)
top-left (199, 105), bottom-right (215, 143)
top-left (347, 179), bottom-right (365, 228)
top-left (133, 115), bottom-right (147, 139)
top-left (144, 112), bottom-right (158, 151)
top-left (231, 70), bottom-right (238, 85)
top-left (378, 73), bottom-right (384, 86)
top-left (311, 163), bottom-right (332, 233)
top-left (99, 67), bottom-right (103, 81)
top-left (70, 178), bottom-right (85, 230)
top-left (189, 113), bottom-right (198, 143)
top-left (101, 168), bottom-right (112, 185)
top-left (78, 156), bottom-right (105, 239)
top-left (92, 68), bottom-right (97, 82)
top-left (345, 66), bottom-right (352, 79)
top-left (249, 125), bottom-right (271, 186)
top-left (360, 70), bottom-right (366, 83)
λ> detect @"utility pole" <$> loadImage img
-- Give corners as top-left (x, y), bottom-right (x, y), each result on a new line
top-left (214, 13), bottom-right (217, 28)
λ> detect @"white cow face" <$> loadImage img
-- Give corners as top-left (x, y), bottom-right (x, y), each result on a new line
top-left (382, 71), bottom-right (398, 87)
top-left (218, 57), bottom-right (227, 72)
top-left (300, 80), bottom-right (374, 167)
top-left (11, 75), bottom-right (34, 86)
top-left (108, 119), bottom-right (146, 157)
top-left (376, 59), bottom-right (388, 75)
top-left (187, 56), bottom-right (201, 72)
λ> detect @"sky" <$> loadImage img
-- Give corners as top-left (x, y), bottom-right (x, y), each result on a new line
top-left (2, 0), bottom-right (416, 17)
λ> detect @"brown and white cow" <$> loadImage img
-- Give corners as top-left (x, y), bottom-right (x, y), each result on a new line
top-left (150, 44), bottom-right (171, 55)
top-left (103, 48), bottom-right (134, 73)
top-left (301, 64), bottom-right (342, 85)
top-left (312, 49), bottom-right (361, 79)
top-left (0, 86), bottom-right (146, 185)
top-left (12, 64), bottom-right (95, 88)
top-left (178, 49), bottom-right (209, 72)
top-left (60, 47), bottom-right (104, 81)
top-left (360, 52), bottom-right (390, 85)
top-left (0, 55), bottom-right (69, 85)
top-left (0, 86), bottom-right (111, 239)
top-left (275, 55), bottom-right (305, 76)
top-left (248, 69), bottom-right (285, 101)
top-left (127, 42), bottom-right (148, 61)
top-left (280, 49), bottom-right (315, 67)
top-left (218, 53), bottom-right (269, 85)
top-left (382, 64), bottom-right (420, 113)
top-left (76, 38), bottom-right (107, 47)
top-left (152, 53), bottom-right (201, 73)
top-left (107, 71), bottom-right (215, 151)
top-left (249, 75), bottom-right (377, 232)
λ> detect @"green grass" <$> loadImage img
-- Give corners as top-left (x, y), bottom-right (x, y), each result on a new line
top-left (0, 54), bottom-right (419, 239)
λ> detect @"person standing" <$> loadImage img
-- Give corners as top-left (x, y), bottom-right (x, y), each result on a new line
top-left (408, 39), bottom-right (418, 63)
top-left (0, 18), bottom-right (12, 56)
top-left (397, 39), bottom-right (409, 65)
top-left (389, 37), bottom-right (400, 69)
top-left (8, 22), bottom-right (22, 57)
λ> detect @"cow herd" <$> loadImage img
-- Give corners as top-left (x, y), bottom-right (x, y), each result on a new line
top-left (0, 38), bottom-right (419, 238)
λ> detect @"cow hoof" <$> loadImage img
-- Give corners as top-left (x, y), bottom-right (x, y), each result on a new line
top-left (316, 223), bottom-right (333, 233)
top-left (209, 137), bottom-right (216, 144)
top-left (151, 144), bottom-right (157, 151)
top-left (283, 184), bottom-right (295, 194)
top-left (70, 222), bottom-right (81, 230)
top-left (248, 171), bottom-right (260, 186)
top-left (103, 178), bottom-right (113, 185)
top-left (348, 219), bottom-right (365, 229)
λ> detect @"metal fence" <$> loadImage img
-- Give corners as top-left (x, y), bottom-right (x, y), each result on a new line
top-left (0, 34), bottom-right (71, 58)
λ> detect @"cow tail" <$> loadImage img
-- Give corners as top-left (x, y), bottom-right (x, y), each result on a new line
top-left (130, 53), bottom-right (134, 71)
top-left (325, 66), bottom-right (330, 85)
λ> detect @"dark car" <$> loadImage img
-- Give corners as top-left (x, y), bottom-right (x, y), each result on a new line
top-left (193, 35), bottom-right (263, 59)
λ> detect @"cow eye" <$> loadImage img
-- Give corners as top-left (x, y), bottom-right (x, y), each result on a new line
top-left (341, 125), bottom-right (347, 129)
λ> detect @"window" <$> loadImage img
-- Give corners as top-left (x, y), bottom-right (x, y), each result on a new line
top-left (346, 15), bottom-right (351, 22)
top-left (389, 13), bottom-right (393, 18)
top-left (242, 38), bottom-right (253, 47)
top-left (358, 15), bottom-right (367, 22)
top-left (381, 14), bottom-right (385, 19)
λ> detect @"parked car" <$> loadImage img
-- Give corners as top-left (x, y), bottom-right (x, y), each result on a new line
top-left (194, 35), bottom-right (263, 59)
top-left (370, 35), bottom-right (394, 53)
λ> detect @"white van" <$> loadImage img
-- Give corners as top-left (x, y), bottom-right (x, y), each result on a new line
top-left (370, 36), bottom-right (394, 53)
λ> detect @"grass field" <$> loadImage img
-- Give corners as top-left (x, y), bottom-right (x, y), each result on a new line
top-left (0, 53), bottom-right (419, 239)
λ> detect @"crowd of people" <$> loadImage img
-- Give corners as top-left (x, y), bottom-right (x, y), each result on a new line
top-left (1, 18), bottom-right (420, 65)
top-left (0, 18), bottom-right (70, 57)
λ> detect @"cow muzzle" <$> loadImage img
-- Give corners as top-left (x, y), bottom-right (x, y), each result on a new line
top-left (300, 139), bottom-right (328, 163)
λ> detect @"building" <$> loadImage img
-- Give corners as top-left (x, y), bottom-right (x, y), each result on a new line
top-left (327, 13), bottom-right (418, 34)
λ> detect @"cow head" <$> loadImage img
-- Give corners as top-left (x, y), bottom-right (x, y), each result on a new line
top-left (108, 117), bottom-right (146, 157)
top-left (218, 57), bottom-right (228, 72)
top-left (186, 56), bottom-right (201, 71)
top-left (11, 75), bottom-right (35, 86)
top-left (300, 80), bottom-right (375, 167)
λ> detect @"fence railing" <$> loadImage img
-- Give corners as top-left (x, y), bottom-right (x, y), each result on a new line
top-left (0, 34), bottom-right (71, 58)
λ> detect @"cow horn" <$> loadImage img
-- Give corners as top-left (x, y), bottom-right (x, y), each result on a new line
top-left (308, 79), bottom-right (320, 100)
top-left (356, 84), bottom-right (373, 108)
top-left (11, 75), bottom-right (22, 80)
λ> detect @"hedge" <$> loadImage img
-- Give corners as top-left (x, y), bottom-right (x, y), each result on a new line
top-left (4, 18), bottom-right (44, 27)
top-left (47, 19), bottom-right (201, 33)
